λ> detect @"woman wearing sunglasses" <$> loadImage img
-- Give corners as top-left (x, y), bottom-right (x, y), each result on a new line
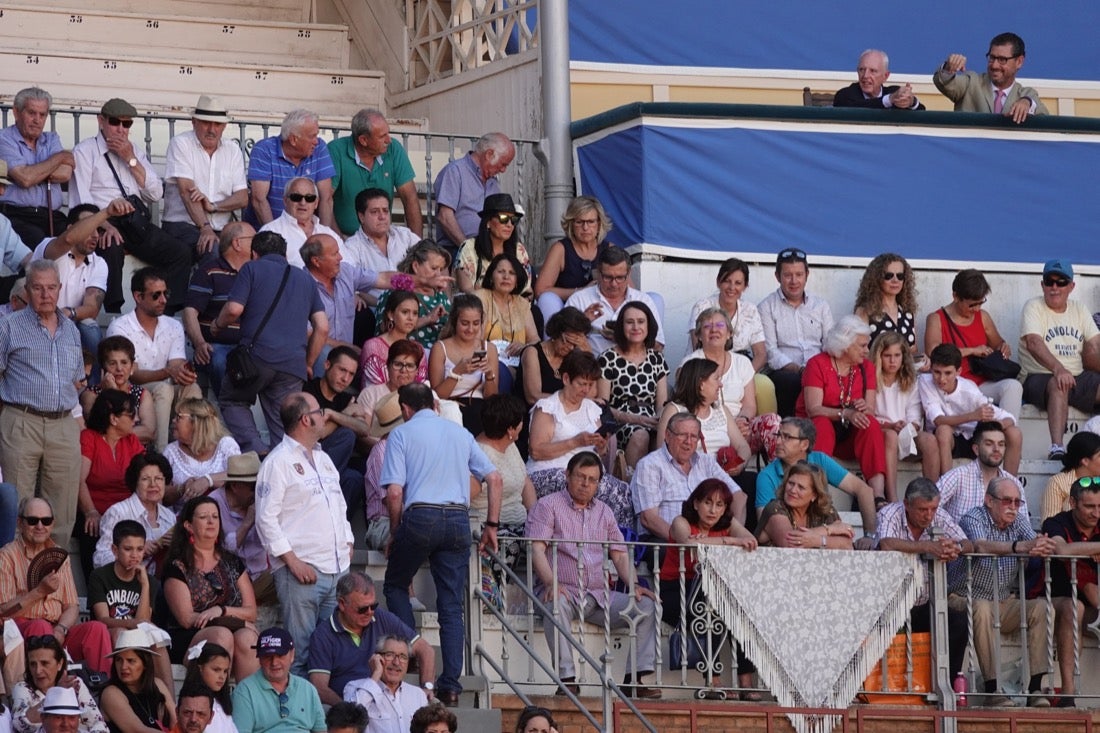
top-left (854, 253), bottom-right (920, 356)
top-left (257, 176), bottom-right (342, 269)
top-left (158, 496), bottom-right (258, 682)
top-left (453, 193), bottom-right (532, 297)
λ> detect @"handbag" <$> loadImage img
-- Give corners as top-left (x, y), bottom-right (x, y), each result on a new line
top-left (226, 266), bottom-right (292, 387)
top-left (940, 308), bottom-right (1021, 380)
top-left (102, 153), bottom-right (154, 238)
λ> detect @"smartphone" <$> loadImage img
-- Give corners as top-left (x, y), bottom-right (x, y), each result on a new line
top-left (473, 349), bottom-right (487, 361)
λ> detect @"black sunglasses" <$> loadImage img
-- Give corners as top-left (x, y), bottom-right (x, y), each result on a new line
top-left (107, 117), bottom-right (134, 129)
top-left (1043, 276), bottom-right (1071, 288)
top-left (777, 248), bottom-right (807, 262)
top-left (355, 602), bottom-right (380, 614)
top-left (882, 272), bottom-right (904, 281)
top-left (22, 515), bottom-right (55, 526)
top-left (287, 193), bottom-right (318, 203)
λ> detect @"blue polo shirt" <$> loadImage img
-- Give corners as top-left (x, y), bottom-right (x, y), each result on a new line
top-left (755, 451), bottom-right (850, 507)
top-left (431, 152), bottom-right (500, 249)
top-left (0, 125), bottom-right (64, 207)
top-left (307, 610), bottom-right (418, 697)
top-left (246, 136), bottom-right (336, 222)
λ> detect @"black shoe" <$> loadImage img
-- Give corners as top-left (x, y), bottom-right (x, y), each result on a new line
top-left (1055, 696), bottom-right (1075, 708)
top-left (438, 690), bottom-right (460, 707)
top-left (555, 677), bottom-right (580, 696)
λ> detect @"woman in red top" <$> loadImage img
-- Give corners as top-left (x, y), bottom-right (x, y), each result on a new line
top-left (659, 479), bottom-right (757, 698)
top-left (796, 315), bottom-right (887, 504)
top-left (76, 389), bottom-right (146, 584)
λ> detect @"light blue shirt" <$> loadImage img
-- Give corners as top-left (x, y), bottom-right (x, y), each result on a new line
top-left (380, 408), bottom-right (497, 507)
top-left (756, 451), bottom-right (849, 508)
top-left (309, 263), bottom-right (379, 344)
top-left (0, 125), bottom-right (64, 207)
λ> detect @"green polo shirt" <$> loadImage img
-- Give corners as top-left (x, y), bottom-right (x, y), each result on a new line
top-left (330, 136), bottom-right (416, 236)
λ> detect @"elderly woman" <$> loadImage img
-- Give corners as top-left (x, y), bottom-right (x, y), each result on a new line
top-left (162, 398), bottom-right (240, 512)
top-left (796, 315), bottom-right (887, 500)
top-left (854, 253), bottom-right (920, 354)
top-left (77, 390), bottom-right (147, 583)
top-left (453, 193), bottom-right (532, 296)
top-left (534, 196), bottom-right (612, 324)
top-left (688, 258), bottom-right (776, 414)
top-left (11, 635), bottom-right (108, 733)
top-left (756, 462), bottom-right (854, 549)
top-left (475, 253), bottom-right (539, 392)
top-left (1041, 431), bottom-right (1100, 519)
top-left (99, 630), bottom-right (176, 733)
top-left (92, 452), bottom-right (176, 574)
top-left (159, 496), bottom-right (259, 680)
top-left (258, 176), bottom-right (342, 268)
top-left (375, 239), bottom-right (452, 350)
top-left (527, 350), bottom-right (633, 527)
top-left (409, 704), bottom-right (456, 733)
top-left (682, 307), bottom-right (781, 460)
top-left (924, 268), bottom-right (1023, 419)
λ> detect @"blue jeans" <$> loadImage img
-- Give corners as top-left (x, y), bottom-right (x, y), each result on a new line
top-left (196, 342), bottom-right (233, 398)
top-left (384, 505), bottom-right (470, 694)
top-left (0, 481), bottom-right (17, 545)
top-left (274, 565), bottom-right (342, 677)
top-left (77, 320), bottom-right (102, 385)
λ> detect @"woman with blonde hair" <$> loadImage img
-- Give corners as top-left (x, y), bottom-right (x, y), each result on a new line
top-left (756, 462), bottom-right (853, 549)
top-left (162, 398), bottom-right (240, 512)
top-left (854, 253), bottom-right (920, 353)
top-left (534, 195), bottom-right (613, 324)
top-left (871, 332), bottom-right (938, 497)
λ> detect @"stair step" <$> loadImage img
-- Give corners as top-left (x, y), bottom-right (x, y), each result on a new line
top-left (22, 0), bottom-right (310, 23)
top-left (0, 5), bottom-right (350, 69)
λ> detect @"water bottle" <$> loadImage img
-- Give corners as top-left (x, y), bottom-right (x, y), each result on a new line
top-left (953, 673), bottom-right (968, 708)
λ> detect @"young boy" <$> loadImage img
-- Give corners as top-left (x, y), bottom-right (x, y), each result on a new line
top-left (918, 343), bottom-right (1023, 476)
top-left (87, 520), bottom-right (174, 690)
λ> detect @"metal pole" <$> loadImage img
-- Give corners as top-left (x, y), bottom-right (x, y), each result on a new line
top-left (539, 0), bottom-right (573, 256)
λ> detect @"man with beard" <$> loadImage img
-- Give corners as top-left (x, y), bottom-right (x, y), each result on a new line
top-left (936, 420), bottom-right (1027, 523)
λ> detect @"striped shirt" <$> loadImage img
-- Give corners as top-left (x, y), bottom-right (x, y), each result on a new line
top-left (184, 253), bottom-right (241, 344)
top-left (0, 535), bottom-right (78, 622)
top-left (0, 306), bottom-right (83, 412)
top-left (246, 135), bottom-right (335, 222)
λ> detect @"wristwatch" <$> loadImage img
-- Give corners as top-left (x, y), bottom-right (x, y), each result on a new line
top-left (422, 682), bottom-right (434, 691)
top-left (127, 157), bottom-right (138, 168)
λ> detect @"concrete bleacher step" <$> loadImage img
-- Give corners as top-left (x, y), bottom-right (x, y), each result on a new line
top-left (0, 5), bottom-right (351, 69)
top-left (0, 47), bottom-right (384, 118)
top-left (24, 0), bottom-right (310, 23)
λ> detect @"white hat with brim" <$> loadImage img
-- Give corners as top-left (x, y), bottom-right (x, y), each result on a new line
top-left (42, 686), bottom-right (80, 715)
top-left (106, 628), bottom-right (160, 657)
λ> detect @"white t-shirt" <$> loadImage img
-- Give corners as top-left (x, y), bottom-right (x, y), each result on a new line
top-left (31, 239), bottom-right (108, 311)
top-left (918, 373), bottom-right (1011, 439)
top-left (1018, 297), bottom-right (1100, 376)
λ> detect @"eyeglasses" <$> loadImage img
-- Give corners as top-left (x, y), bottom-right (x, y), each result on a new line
top-left (701, 321), bottom-right (728, 330)
top-left (1043, 276), bottom-right (1071, 288)
top-left (668, 429), bottom-right (701, 442)
top-left (991, 495), bottom-right (1024, 508)
top-left (777, 248), bottom-right (807, 262)
top-left (22, 515), bottom-right (55, 526)
top-left (574, 218), bottom-right (599, 228)
top-left (492, 213), bottom-right (519, 226)
top-left (986, 53), bottom-right (1020, 64)
top-left (355, 602), bottom-right (380, 614)
top-left (139, 474), bottom-right (167, 484)
top-left (882, 272), bottom-right (904, 282)
top-left (599, 272), bottom-right (628, 283)
top-left (277, 691), bottom-right (289, 719)
top-left (379, 651), bottom-right (409, 662)
top-left (391, 361), bottom-right (418, 372)
top-left (304, 408), bottom-right (324, 418)
top-left (779, 431), bottom-right (804, 442)
top-left (107, 117), bottom-right (134, 129)
top-left (143, 290), bottom-right (170, 301)
top-left (287, 193), bottom-right (318, 203)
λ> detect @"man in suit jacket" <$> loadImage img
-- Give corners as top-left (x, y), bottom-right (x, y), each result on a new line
top-left (833, 49), bottom-right (925, 110)
top-left (933, 32), bottom-right (1049, 123)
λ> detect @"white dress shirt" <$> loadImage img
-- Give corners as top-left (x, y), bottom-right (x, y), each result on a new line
top-left (71, 133), bottom-right (163, 207)
top-left (565, 284), bottom-right (666, 353)
top-left (259, 211), bottom-right (344, 269)
top-left (163, 130), bottom-right (247, 229)
top-left (343, 226), bottom-right (419, 299)
top-left (106, 311), bottom-right (186, 372)
top-left (343, 678), bottom-right (427, 733)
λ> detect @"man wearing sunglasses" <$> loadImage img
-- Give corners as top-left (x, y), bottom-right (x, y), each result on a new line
top-left (0, 497), bottom-right (112, 674)
top-left (259, 178), bottom-right (343, 270)
top-left (758, 247), bottom-right (834, 417)
top-left (71, 98), bottom-right (193, 314)
top-left (1018, 259), bottom-right (1100, 460)
top-left (308, 572), bottom-right (434, 707)
top-left (933, 32), bottom-right (1048, 124)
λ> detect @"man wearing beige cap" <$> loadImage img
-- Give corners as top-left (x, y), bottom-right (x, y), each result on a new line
top-left (163, 95), bottom-right (248, 258)
top-left (71, 97), bottom-right (192, 313)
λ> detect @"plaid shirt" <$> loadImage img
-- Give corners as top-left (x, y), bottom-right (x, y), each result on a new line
top-left (876, 500), bottom-right (966, 605)
top-left (951, 505), bottom-right (1035, 600)
top-left (937, 461), bottom-right (1028, 524)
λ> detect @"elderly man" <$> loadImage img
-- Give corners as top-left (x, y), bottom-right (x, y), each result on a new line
top-left (565, 246), bottom-right (665, 353)
top-left (260, 177), bottom-right (343, 269)
top-left (529, 452), bottom-right (661, 699)
top-left (329, 109), bottom-right (422, 238)
top-left (1018, 259), bottom-right (1100, 460)
top-left (213, 231), bottom-right (329, 453)
top-left (232, 627), bottom-right (326, 733)
top-left (342, 188), bottom-right (420, 303)
top-left (342, 636), bottom-right (428, 733)
top-left (876, 478), bottom-right (972, 680)
top-left (0, 497), bottom-right (112, 673)
top-left (174, 685), bottom-right (215, 733)
top-left (834, 49), bottom-right (924, 109)
top-left (247, 109), bottom-right (335, 228)
top-left (71, 97), bottom-right (192, 313)
top-left (755, 417), bottom-right (877, 534)
top-left (308, 572), bottom-right (434, 705)
top-left (0, 259), bottom-right (83, 544)
top-left (950, 477), bottom-right (1055, 707)
top-left (32, 198), bottom-right (132, 374)
top-left (934, 32), bottom-right (1048, 123)
top-left (937, 420), bottom-right (1027, 523)
top-left (162, 94), bottom-right (249, 258)
top-left (302, 234), bottom-right (384, 355)
top-left (256, 393), bottom-right (354, 675)
top-left (631, 412), bottom-right (746, 541)
top-left (381, 382), bottom-right (501, 706)
top-left (37, 686), bottom-right (83, 733)
top-left (106, 266), bottom-right (202, 450)
top-left (182, 221), bottom-right (255, 397)
top-left (0, 87), bottom-right (72, 246)
top-left (758, 247), bottom-right (834, 416)
top-left (432, 132), bottom-right (514, 255)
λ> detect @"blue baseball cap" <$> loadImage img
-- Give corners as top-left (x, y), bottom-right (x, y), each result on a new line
top-left (254, 627), bottom-right (294, 657)
top-left (1043, 259), bottom-right (1074, 280)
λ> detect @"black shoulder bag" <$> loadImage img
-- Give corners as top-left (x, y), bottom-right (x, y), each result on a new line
top-left (226, 266), bottom-right (292, 387)
top-left (940, 307), bottom-right (1020, 381)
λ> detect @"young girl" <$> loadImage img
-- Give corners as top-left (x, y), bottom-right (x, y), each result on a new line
top-left (871, 331), bottom-right (938, 498)
top-left (182, 642), bottom-right (237, 733)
